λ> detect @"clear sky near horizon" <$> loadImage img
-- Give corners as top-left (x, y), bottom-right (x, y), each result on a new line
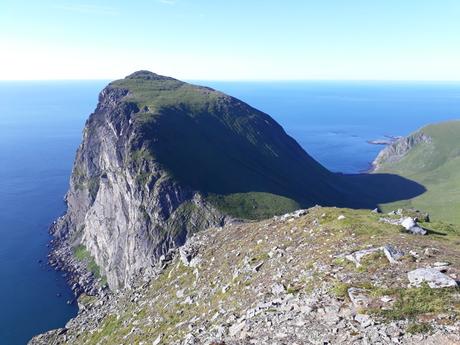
top-left (1, 0), bottom-right (460, 80)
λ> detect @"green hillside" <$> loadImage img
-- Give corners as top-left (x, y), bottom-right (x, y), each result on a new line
top-left (105, 71), bottom-right (426, 219)
top-left (375, 120), bottom-right (460, 224)
top-left (109, 71), bottom-right (347, 218)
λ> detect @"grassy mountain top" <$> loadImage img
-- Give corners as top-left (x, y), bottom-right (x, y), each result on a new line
top-left (109, 71), bottom-right (344, 218)
top-left (32, 206), bottom-right (460, 344)
top-left (105, 71), bottom-right (428, 219)
top-left (374, 120), bottom-right (460, 224)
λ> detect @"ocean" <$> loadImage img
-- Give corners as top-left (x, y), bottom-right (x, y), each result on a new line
top-left (1, 80), bottom-right (460, 344)
top-left (0, 81), bottom-right (106, 344)
top-left (206, 81), bottom-right (460, 173)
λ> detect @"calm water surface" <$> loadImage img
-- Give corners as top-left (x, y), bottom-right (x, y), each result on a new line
top-left (207, 81), bottom-right (460, 172)
top-left (0, 81), bottom-right (105, 344)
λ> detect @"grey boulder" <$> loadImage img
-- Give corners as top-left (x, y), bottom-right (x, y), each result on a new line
top-left (383, 245), bottom-right (404, 264)
top-left (400, 217), bottom-right (427, 235)
top-left (407, 268), bottom-right (458, 288)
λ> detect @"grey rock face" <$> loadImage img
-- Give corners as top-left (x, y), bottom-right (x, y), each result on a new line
top-left (348, 287), bottom-right (370, 308)
top-left (372, 131), bottom-right (432, 171)
top-left (407, 268), bottom-right (458, 288)
top-left (179, 241), bottom-right (201, 268)
top-left (52, 86), bottom-right (226, 290)
top-left (383, 244), bottom-right (404, 264)
top-left (345, 247), bottom-right (381, 267)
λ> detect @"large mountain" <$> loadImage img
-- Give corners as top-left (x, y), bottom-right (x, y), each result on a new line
top-left (108, 71), bottom-right (344, 206)
top-left (373, 120), bottom-right (460, 224)
top-left (30, 72), bottom-right (460, 344)
top-left (50, 71), bottom-right (424, 290)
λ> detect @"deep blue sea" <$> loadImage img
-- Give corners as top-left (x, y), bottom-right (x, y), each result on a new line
top-left (0, 81), bottom-right (106, 345)
top-left (1, 80), bottom-right (460, 344)
top-left (206, 81), bottom-right (460, 172)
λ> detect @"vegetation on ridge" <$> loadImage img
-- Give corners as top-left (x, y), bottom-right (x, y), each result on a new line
top-left (53, 206), bottom-right (460, 344)
top-left (73, 244), bottom-right (107, 285)
top-left (110, 71), bottom-right (338, 217)
top-left (376, 120), bottom-right (460, 224)
top-left (107, 71), bottom-right (427, 219)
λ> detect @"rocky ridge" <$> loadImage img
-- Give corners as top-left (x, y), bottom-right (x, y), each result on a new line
top-left (46, 71), bottom-right (430, 295)
top-left (30, 206), bottom-right (460, 345)
top-left (50, 77), bottom-right (231, 290)
top-left (31, 73), bottom-right (456, 344)
top-left (372, 132), bottom-right (432, 171)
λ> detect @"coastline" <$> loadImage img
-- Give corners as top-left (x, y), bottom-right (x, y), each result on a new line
top-left (47, 216), bottom-right (105, 298)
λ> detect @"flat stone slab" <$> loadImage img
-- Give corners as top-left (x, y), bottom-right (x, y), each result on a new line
top-left (344, 244), bottom-right (404, 267)
top-left (345, 247), bottom-right (382, 267)
top-left (407, 268), bottom-right (458, 288)
top-left (383, 245), bottom-right (405, 264)
top-left (348, 287), bottom-right (370, 308)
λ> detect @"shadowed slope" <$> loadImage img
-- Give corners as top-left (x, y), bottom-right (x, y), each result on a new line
top-left (340, 172), bottom-right (426, 209)
top-left (109, 71), bottom-right (426, 218)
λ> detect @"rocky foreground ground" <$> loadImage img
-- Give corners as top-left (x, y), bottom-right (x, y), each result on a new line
top-left (30, 206), bottom-right (460, 345)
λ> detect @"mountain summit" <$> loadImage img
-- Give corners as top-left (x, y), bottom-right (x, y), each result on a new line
top-left (49, 71), bottom-right (424, 290)
top-left (29, 72), bottom-right (458, 345)
top-left (109, 70), bottom-right (342, 206)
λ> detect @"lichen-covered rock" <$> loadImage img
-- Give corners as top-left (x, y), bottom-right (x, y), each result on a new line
top-left (383, 244), bottom-right (405, 264)
top-left (345, 247), bottom-right (382, 267)
top-left (407, 268), bottom-right (458, 288)
top-left (401, 217), bottom-right (427, 235)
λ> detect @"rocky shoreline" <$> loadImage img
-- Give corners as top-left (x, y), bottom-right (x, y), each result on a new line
top-left (371, 131), bottom-right (432, 171)
top-left (47, 216), bottom-right (104, 297)
top-left (31, 238), bottom-right (183, 345)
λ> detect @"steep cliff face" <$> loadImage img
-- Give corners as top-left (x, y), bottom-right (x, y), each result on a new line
top-left (372, 132), bottom-right (432, 171)
top-left (53, 79), bottom-right (226, 289)
top-left (52, 70), bottom-right (368, 290)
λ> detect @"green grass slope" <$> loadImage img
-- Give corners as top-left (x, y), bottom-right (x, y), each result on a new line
top-left (39, 206), bottom-right (460, 344)
top-left (109, 71), bottom-right (347, 218)
top-left (106, 71), bottom-right (426, 219)
top-left (375, 120), bottom-right (460, 224)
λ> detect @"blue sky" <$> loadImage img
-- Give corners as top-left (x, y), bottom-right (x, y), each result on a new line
top-left (1, 0), bottom-right (460, 80)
